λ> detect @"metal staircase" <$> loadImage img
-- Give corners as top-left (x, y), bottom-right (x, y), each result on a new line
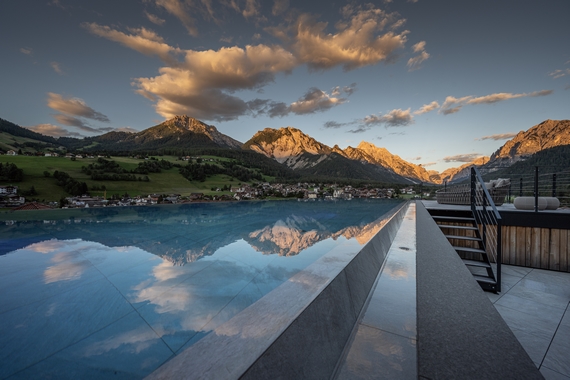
top-left (431, 212), bottom-right (498, 292)
top-left (429, 167), bottom-right (503, 293)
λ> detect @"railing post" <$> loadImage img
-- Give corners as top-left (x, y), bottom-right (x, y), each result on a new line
top-left (553, 174), bottom-right (557, 198)
top-left (496, 219), bottom-right (502, 293)
top-left (519, 178), bottom-right (523, 197)
top-left (534, 166), bottom-right (539, 212)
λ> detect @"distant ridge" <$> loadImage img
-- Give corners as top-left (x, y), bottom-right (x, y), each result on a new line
top-left (86, 115), bottom-right (243, 151)
top-left (244, 127), bottom-right (430, 183)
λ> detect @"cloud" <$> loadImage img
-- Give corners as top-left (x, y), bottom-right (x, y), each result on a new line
top-left (363, 108), bottom-right (414, 127)
top-left (20, 47), bottom-right (33, 55)
top-left (549, 69), bottom-right (570, 79)
top-left (475, 133), bottom-right (518, 141)
top-left (272, 0), bottom-right (289, 16)
top-left (289, 87), bottom-right (347, 114)
top-left (83, 23), bottom-right (181, 65)
top-left (407, 41), bottom-right (429, 70)
top-left (274, 5), bottom-right (407, 71)
top-left (323, 120), bottom-right (356, 129)
top-left (26, 124), bottom-right (83, 138)
top-left (347, 126), bottom-right (369, 134)
top-left (421, 162), bottom-right (437, 167)
top-left (145, 11), bottom-right (166, 25)
top-left (413, 100), bottom-right (439, 115)
top-left (332, 83), bottom-right (357, 97)
top-left (50, 61), bottom-right (64, 75)
top-left (134, 44), bottom-right (298, 120)
top-left (410, 156), bottom-right (421, 161)
top-left (47, 93), bottom-right (110, 123)
top-left (154, 0), bottom-right (198, 36)
top-left (440, 90), bottom-right (553, 114)
top-left (443, 153), bottom-right (484, 163)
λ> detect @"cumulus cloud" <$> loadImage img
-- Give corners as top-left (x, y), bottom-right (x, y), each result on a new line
top-left (363, 108), bottom-right (414, 127)
top-left (272, 5), bottom-right (407, 71)
top-left (83, 23), bottom-right (181, 65)
top-left (440, 90), bottom-right (553, 115)
top-left (443, 153), bottom-right (484, 163)
top-left (50, 61), bottom-right (64, 75)
top-left (20, 47), bottom-right (33, 55)
top-left (47, 93), bottom-right (110, 123)
top-left (85, 6), bottom-right (407, 122)
top-left (289, 87), bottom-right (347, 114)
top-left (26, 124), bottom-right (83, 138)
top-left (475, 133), bottom-right (518, 141)
top-left (413, 100), bottom-right (439, 115)
top-left (134, 44), bottom-right (297, 120)
top-left (407, 41), bottom-right (429, 70)
top-left (145, 11), bottom-right (166, 25)
top-left (253, 87), bottom-right (348, 118)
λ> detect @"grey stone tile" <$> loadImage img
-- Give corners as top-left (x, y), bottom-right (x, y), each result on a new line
top-left (336, 325), bottom-right (417, 380)
top-left (508, 284), bottom-right (569, 311)
top-left (543, 324), bottom-right (570, 377)
top-left (495, 304), bottom-right (559, 341)
top-left (496, 293), bottom-right (566, 323)
top-left (502, 265), bottom-right (533, 278)
top-left (541, 366), bottom-right (570, 380)
top-left (518, 275), bottom-right (570, 300)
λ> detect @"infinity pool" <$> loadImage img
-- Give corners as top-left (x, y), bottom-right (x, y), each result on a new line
top-left (0, 199), bottom-right (401, 379)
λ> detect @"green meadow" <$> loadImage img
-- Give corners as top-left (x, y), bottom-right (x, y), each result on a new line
top-left (0, 155), bottom-right (263, 201)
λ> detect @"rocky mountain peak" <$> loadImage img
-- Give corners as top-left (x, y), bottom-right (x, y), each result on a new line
top-left (490, 119), bottom-right (570, 161)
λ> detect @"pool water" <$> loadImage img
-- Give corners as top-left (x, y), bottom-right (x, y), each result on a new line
top-left (0, 199), bottom-right (401, 379)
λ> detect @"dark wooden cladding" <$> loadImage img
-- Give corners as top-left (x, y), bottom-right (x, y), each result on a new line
top-left (499, 226), bottom-right (569, 272)
top-left (441, 221), bottom-right (570, 273)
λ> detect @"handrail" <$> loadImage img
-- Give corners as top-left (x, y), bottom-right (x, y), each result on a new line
top-left (470, 167), bottom-right (502, 292)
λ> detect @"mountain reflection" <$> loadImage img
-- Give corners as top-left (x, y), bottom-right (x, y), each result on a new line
top-left (1, 199), bottom-right (401, 264)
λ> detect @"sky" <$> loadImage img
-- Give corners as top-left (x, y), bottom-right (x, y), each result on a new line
top-left (1, 0), bottom-right (569, 172)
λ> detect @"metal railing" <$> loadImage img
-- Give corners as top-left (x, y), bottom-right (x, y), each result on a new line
top-left (482, 166), bottom-right (570, 210)
top-left (471, 167), bottom-right (502, 292)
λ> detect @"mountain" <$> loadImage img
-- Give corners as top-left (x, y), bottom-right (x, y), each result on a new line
top-left (86, 115), bottom-right (242, 151)
top-left (486, 119), bottom-right (570, 169)
top-left (244, 127), bottom-right (427, 183)
top-left (347, 142), bottom-right (432, 183)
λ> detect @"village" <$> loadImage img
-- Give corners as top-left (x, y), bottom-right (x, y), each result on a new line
top-left (0, 182), bottom-right (427, 209)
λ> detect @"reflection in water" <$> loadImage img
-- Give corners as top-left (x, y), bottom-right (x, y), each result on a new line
top-left (0, 199), bottom-right (402, 378)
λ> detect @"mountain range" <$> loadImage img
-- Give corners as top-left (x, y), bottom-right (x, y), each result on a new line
top-left (1, 116), bottom-right (569, 185)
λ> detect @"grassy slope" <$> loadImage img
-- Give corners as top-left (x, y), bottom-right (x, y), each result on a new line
top-left (0, 155), bottom-right (258, 201)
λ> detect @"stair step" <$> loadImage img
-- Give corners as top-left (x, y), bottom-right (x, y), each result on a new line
top-left (462, 259), bottom-right (491, 268)
top-left (452, 246), bottom-right (487, 254)
top-left (472, 274), bottom-right (497, 284)
top-left (432, 215), bottom-right (475, 222)
top-left (437, 224), bottom-right (478, 231)
top-left (445, 235), bottom-right (482, 242)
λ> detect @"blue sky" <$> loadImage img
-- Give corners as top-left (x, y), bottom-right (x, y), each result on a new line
top-left (1, 0), bottom-right (569, 172)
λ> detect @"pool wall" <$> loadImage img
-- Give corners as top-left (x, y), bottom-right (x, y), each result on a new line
top-left (147, 201), bottom-right (409, 380)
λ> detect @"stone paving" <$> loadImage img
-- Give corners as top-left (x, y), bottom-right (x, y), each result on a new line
top-left (486, 265), bottom-right (570, 379)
